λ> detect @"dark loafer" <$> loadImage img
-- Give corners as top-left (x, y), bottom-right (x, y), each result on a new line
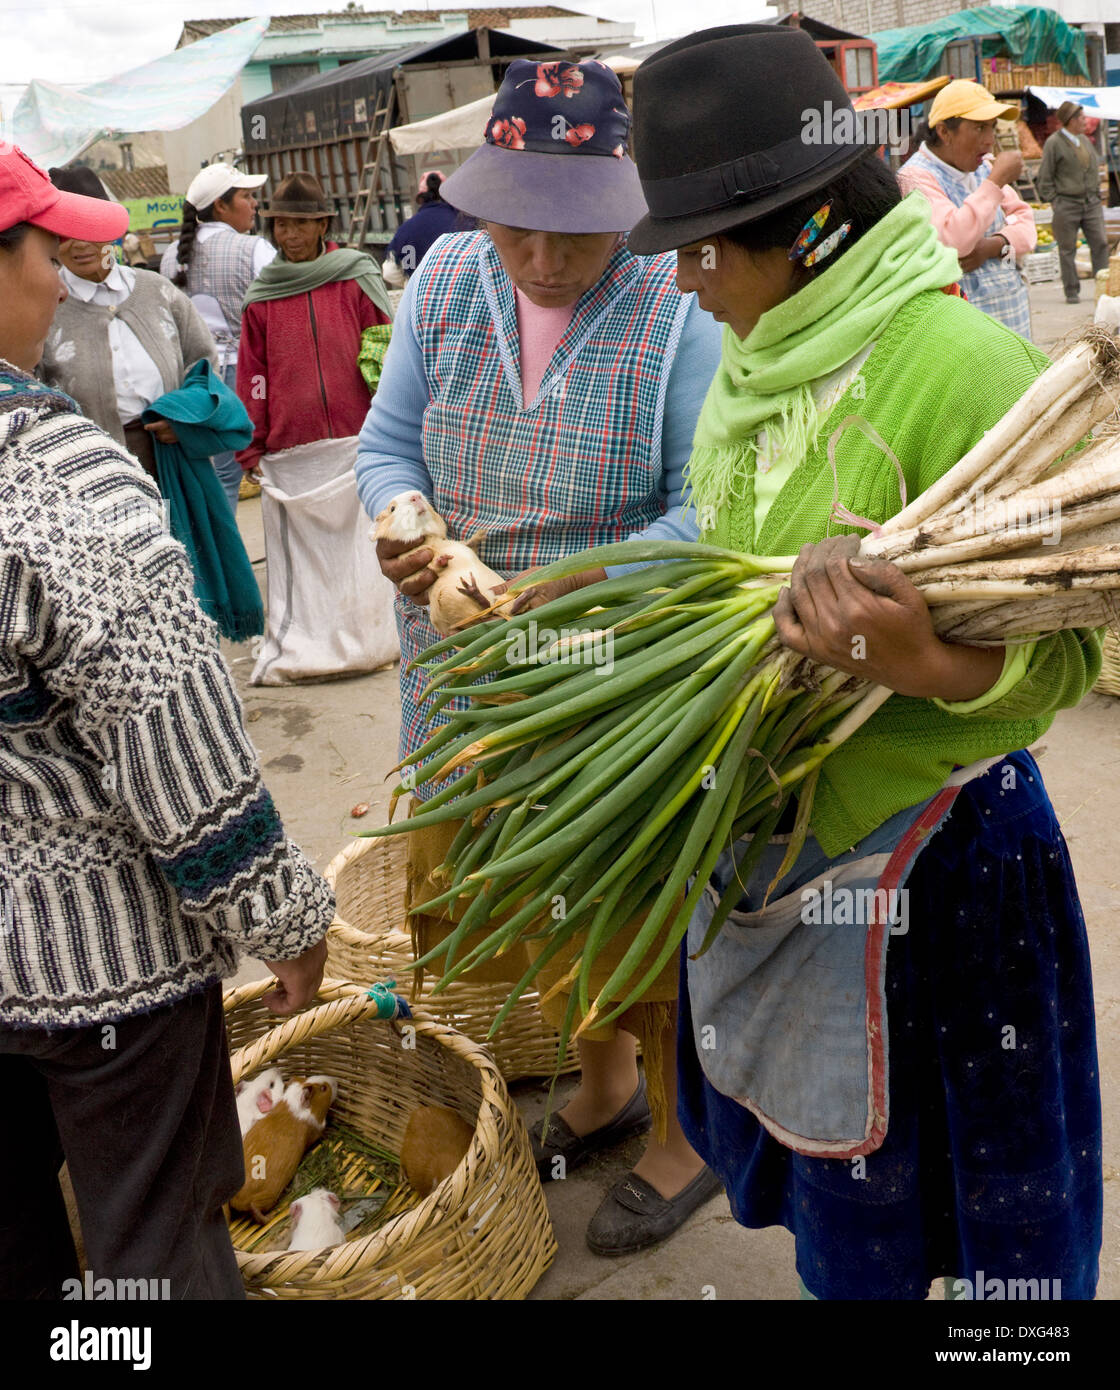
top-left (586, 1165), bottom-right (723, 1256)
top-left (530, 1076), bottom-right (651, 1180)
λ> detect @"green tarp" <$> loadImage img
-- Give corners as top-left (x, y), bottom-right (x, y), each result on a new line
top-left (872, 6), bottom-right (1089, 85)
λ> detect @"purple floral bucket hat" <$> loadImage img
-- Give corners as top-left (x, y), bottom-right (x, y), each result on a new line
top-left (440, 59), bottom-right (648, 234)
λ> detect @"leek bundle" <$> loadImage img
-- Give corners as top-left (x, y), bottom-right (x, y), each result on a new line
top-left (365, 330), bottom-right (1120, 1059)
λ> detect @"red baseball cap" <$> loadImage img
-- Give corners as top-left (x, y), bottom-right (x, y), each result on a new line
top-left (1, 144), bottom-right (128, 241)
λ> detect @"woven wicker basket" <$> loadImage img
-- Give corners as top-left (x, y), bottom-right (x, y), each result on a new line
top-left (223, 977), bottom-right (555, 1299)
top-left (1096, 631), bottom-right (1120, 697)
top-left (323, 836), bottom-right (580, 1081)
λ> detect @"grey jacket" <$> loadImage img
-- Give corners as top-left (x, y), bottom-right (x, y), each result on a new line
top-left (40, 268), bottom-right (217, 446)
top-left (1037, 130), bottom-right (1101, 204)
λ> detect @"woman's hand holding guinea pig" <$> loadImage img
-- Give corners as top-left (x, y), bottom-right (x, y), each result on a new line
top-left (376, 536), bottom-right (439, 606)
top-left (261, 936), bottom-right (328, 1016)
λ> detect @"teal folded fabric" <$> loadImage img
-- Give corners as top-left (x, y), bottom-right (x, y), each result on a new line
top-left (142, 358), bottom-right (264, 642)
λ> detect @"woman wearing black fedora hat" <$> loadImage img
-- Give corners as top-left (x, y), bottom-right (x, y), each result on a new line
top-left (629, 24), bottom-right (1102, 1300)
top-left (357, 57), bottom-right (727, 1255)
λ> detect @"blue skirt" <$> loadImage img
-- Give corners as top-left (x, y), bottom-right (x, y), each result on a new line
top-left (677, 751), bottom-right (1103, 1299)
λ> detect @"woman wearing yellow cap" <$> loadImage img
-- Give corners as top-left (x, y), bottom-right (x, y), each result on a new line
top-left (899, 80), bottom-right (1036, 337)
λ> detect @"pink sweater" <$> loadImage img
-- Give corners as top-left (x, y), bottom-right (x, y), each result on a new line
top-left (898, 158), bottom-right (1037, 259)
top-left (515, 288), bottom-right (574, 406)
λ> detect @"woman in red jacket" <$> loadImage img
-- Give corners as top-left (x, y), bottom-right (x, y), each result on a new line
top-left (236, 173), bottom-right (396, 684)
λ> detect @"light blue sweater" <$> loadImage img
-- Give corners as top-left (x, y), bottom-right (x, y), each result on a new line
top-left (354, 265), bottom-right (722, 574)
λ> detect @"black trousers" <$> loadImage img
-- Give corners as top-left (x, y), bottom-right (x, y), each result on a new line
top-left (0, 983), bottom-right (246, 1300)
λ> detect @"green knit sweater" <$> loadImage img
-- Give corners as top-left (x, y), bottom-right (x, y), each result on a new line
top-left (720, 289), bottom-right (1101, 857)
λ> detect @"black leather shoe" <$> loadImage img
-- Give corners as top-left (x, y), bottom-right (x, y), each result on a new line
top-left (586, 1165), bottom-right (723, 1256)
top-left (530, 1076), bottom-right (651, 1180)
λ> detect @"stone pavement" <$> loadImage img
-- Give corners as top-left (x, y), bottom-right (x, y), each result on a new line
top-left (224, 277), bottom-right (1116, 1300)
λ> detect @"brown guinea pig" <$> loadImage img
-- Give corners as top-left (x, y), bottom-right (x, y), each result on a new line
top-left (230, 1075), bottom-right (337, 1223)
top-left (399, 1105), bottom-right (474, 1197)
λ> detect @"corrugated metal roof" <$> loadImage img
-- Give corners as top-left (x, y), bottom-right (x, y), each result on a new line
top-left (100, 166), bottom-right (171, 200)
top-left (180, 8), bottom-right (583, 44)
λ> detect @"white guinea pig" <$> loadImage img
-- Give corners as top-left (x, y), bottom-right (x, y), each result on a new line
top-left (235, 1067), bottom-right (285, 1137)
top-left (371, 491), bottom-right (515, 636)
top-left (287, 1188), bottom-right (345, 1251)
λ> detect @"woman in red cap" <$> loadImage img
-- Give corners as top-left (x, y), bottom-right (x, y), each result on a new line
top-left (0, 145), bottom-right (333, 1300)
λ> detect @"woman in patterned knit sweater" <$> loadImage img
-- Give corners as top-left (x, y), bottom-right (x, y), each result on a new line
top-left (629, 26), bottom-right (1101, 1300)
top-left (0, 146), bottom-right (334, 1300)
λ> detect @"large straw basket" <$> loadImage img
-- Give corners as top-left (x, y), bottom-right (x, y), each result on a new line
top-left (323, 835), bottom-right (580, 1081)
top-left (223, 977), bottom-right (555, 1299)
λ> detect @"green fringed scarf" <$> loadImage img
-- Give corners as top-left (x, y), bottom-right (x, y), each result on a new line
top-left (242, 245), bottom-right (393, 322)
top-left (687, 194), bottom-right (961, 551)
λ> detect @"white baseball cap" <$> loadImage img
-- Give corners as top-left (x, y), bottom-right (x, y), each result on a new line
top-left (186, 162), bottom-right (268, 211)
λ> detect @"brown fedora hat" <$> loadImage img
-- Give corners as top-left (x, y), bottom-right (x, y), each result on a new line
top-left (261, 172), bottom-right (332, 219)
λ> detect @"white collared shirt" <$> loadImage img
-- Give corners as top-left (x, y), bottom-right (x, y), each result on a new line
top-left (1060, 126), bottom-right (1080, 146)
top-left (59, 262), bottom-right (166, 424)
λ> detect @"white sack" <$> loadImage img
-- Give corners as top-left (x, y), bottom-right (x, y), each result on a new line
top-left (251, 436), bottom-right (398, 685)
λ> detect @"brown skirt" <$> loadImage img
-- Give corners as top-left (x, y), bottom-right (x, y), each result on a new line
top-left (123, 420), bottom-right (158, 480)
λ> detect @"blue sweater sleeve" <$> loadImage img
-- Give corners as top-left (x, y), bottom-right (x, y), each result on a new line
top-left (355, 273), bottom-right (434, 522)
top-left (604, 294), bottom-right (722, 577)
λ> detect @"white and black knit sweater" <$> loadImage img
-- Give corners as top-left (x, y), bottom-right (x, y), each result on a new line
top-left (0, 363), bottom-right (334, 1029)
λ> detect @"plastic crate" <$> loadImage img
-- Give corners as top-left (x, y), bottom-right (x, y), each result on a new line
top-left (1023, 249), bottom-right (1060, 284)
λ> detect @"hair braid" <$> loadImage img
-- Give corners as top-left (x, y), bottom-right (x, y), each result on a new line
top-left (171, 189), bottom-right (232, 288)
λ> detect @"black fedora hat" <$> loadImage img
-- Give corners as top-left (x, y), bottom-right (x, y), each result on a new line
top-left (628, 24), bottom-right (880, 255)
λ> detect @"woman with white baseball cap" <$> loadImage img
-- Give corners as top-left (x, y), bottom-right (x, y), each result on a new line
top-left (160, 163), bottom-right (276, 510)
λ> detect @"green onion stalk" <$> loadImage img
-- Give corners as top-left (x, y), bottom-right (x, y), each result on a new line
top-left (361, 539), bottom-right (891, 1066)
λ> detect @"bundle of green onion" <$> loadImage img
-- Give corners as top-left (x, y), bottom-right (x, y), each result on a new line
top-left (364, 329), bottom-right (1120, 1060)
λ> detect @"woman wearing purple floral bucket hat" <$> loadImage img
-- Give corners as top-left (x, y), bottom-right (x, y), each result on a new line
top-left (356, 57), bottom-right (726, 1255)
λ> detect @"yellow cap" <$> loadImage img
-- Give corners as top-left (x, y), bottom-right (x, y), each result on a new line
top-left (927, 79), bottom-right (1019, 127)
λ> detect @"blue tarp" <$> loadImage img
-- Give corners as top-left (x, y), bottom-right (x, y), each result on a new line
top-left (872, 6), bottom-right (1090, 85)
top-left (10, 18), bottom-right (268, 169)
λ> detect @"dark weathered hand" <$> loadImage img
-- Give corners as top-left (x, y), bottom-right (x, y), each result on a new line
top-left (143, 418), bottom-right (179, 445)
top-left (772, 535), bottom-right (1003, 701)
top-left (261, 936), bottom-right (327, 1016)
top-left (502, 566), bottom-right (609, 615)
top-left (377, 537), bottom-right (437, 605)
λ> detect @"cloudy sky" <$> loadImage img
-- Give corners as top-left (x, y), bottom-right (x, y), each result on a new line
top-left (0, 0), bottom-right (776, 90)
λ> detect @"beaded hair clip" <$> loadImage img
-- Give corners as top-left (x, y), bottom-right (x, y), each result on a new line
top-left (788, 200), bottom-right (853, 268)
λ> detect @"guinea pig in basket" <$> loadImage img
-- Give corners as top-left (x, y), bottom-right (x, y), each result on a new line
top-left (286, 1188), bottom-right (345, 1252)
top-left (230, 1076), bottom-right (337, 1223)
top-left (235, 1067), bottom-right (285, 1137)
top-left (372, 491), bottom-right (515, 636)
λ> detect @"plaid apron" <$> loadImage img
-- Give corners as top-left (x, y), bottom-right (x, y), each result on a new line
top-left (904, 147), bottom-right (1032, 339)
top-left (398, 231), bottom-right (691, 779)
